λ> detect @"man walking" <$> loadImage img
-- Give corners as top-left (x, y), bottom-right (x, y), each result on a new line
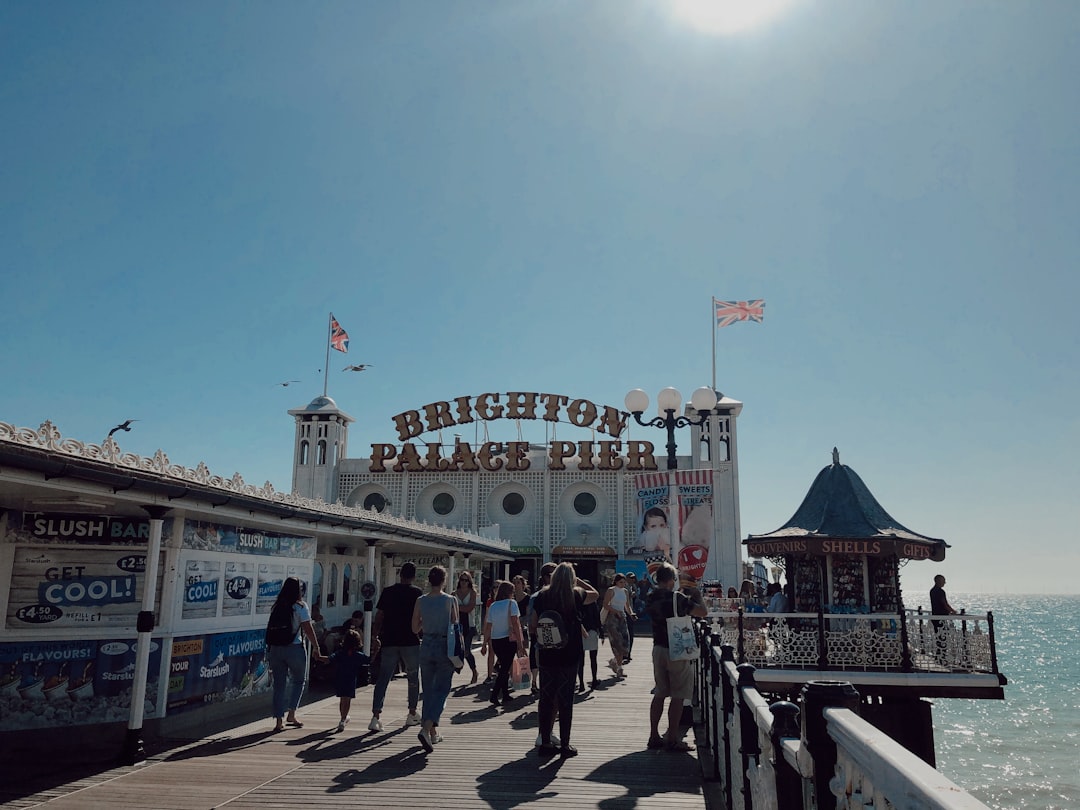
top-left (645, 563), bottom-right (707, 751)
top-left (369, 562), bottom-right (422, 731)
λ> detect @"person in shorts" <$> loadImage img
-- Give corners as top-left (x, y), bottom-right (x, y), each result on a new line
top-left (645, 563), bottom-right (707, 751)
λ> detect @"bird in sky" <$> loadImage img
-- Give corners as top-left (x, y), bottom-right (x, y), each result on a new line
top-left (277, 380), bottom-right (301, 387)
top-left (108, 420), bottom-right (138, 438)
top-left (343, 364), bottom-right (373, 372)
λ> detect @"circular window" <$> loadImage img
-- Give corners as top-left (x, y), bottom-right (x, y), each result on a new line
top-left (573, 492), bottom-right (597, 516)
top-left (362, 493), bottom-right (387, 512)
top-left (502, 492), bottom-right (525, 516)
top-left (433, 492), bottom-right (455, 516)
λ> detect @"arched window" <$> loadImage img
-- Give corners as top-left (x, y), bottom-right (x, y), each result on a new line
top-left (299, 440), bottom-right (309, 465)
top-left (327, 563), bottom-right (338, 607)
top-left (312, 562), bottom-right (323, 608)
top-left (317, 440), bottom-right (327, 465)
top-left (363, 492), bottom-right (387, 513)
top-left (343, 564), bottom-right (352, 606)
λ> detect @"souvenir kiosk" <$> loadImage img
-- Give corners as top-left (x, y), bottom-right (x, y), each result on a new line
top-left (733, 448), bottom-right (1005, 765)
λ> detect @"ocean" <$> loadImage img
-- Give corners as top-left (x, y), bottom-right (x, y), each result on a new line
top-left (932, 594), bottom-right (1080, 809)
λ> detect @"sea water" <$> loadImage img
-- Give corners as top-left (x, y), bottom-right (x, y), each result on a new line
top-left (932, 594), bottom-right (1079, 809)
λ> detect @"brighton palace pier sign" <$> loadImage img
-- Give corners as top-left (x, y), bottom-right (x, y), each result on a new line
top-left (368, 391), bottom-right (662, 473)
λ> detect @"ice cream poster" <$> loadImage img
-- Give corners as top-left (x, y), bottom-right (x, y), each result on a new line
top-left (632, 470), bottom-right (715, 582)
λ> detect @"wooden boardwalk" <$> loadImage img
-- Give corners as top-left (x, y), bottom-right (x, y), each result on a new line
top-left (10, 638), bottom-right (715, 810)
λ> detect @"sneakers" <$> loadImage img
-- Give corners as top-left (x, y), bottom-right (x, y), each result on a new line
top-left (405, 711), bottom-right (422, 727)
top-left (336, 716), bottom-right (349, 732)
top-left (368, 716), bottom-right (383, 732)
top-left (535, 732), bottom-right (561, 747)
top-left (431, 732), bottom-right (444, 744)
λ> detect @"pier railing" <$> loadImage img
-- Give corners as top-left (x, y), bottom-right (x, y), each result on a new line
top-left (702, 607), bottom-right (999, 674)
top-left (696, 633), bottom-right (992, 810)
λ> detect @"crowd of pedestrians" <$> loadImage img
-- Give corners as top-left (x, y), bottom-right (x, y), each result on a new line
top-left (267, 561), bottom-right (705, 759)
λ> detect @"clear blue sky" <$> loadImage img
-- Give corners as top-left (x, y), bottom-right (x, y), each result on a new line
top-left (2, 1), bottom-right (1077, 595)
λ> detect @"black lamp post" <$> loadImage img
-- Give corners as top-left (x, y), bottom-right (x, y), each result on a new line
top-left (624, 386), bottom-right (718, 469)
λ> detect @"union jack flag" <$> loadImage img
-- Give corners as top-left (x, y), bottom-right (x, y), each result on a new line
top-left (329, 313), bottom-right (350, 353)
top-left (714, 299), bottom-right (765, 328)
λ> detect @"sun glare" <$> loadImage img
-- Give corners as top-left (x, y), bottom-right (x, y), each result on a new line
top-left (668, 0), bottom-right (800, 35)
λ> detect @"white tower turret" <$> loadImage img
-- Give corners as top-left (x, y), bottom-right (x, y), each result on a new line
top-left (288, 395), bottom-right (354, 503)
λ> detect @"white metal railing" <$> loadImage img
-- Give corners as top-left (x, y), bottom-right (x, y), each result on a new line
top-left (701, 609), bottom-right (998, 674)
top-left (699, 631), bottom-right (992, 810)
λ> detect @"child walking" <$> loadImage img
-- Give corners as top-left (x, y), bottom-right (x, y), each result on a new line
top-left (330, 629), bottom-right (369, 732)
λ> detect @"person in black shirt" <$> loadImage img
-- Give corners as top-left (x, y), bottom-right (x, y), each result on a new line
top-left (529, 562), bottom-right (598, 758)
top-left (645, 564), bottom-right (707, 752)
top-left (368, 562), bottom-right (423, 732)
top-left (930, 574), bottom-right (957, 664)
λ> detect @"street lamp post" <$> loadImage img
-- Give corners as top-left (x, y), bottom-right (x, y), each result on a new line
top-left (624, 386), bottom-right (718, 470)
top-left (624, 386), bottom-right (717, 727)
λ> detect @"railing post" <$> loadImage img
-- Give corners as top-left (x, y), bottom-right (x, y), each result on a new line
top-left (737, 663), bottom-right (759, 810)
top-left (987, 610), bottom-right (999, 674)
top-left (737, 607), bottom-right (746, 663)
top-left (816, 608), bottom-right (827, 670)
top-left (770, 700), bottom-right (801, 810)
top-left (720, 644), bottom-right (736, 809)
top-left (800, 680), bottom-right (860, 810)
top-left (899, 609), bottom-right (913, 672)
top-left (706, 629), bottom-right (724, 779)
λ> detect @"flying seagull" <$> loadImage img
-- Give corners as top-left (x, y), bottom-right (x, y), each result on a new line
top-left (108, 419), bottom-right (138, 438)
top-left (277, 380), bottom-right (301, 387)
top-left (343, 364), bottom-right (373, 372)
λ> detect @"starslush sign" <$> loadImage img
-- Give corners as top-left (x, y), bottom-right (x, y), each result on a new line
top-left (370, 391), bottom-right (663, 472)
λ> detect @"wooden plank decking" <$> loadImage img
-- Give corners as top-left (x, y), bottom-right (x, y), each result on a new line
top-left (10, 638), bottom-right (714, 810)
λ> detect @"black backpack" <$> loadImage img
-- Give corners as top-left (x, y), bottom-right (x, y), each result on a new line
top-left (265, 602), bottom-right (296, 647)
top-left (535, 609), bottom-right (570, 650)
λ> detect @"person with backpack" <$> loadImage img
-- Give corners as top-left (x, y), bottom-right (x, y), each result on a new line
top-left (265, 576), bottom-right (327, 732)
top-left (529, 562), bottom-right (598, 758)
top-left (526, 563), bottom-right (557, 695)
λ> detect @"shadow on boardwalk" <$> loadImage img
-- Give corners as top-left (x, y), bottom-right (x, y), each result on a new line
top-left (5, 638), bottom-right (712, 810)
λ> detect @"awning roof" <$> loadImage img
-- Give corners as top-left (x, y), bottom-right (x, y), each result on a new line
top-left (744, 448), bottom-right (948, 562)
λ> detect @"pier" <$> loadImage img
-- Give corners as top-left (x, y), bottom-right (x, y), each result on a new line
top-left (4, 638), bottom-right (713, 810)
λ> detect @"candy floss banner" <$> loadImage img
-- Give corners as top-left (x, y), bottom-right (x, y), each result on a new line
top-left (631, 470), bottom-right (715, 582)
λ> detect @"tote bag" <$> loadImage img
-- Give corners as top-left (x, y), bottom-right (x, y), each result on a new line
top-left (447, 620), bottom-right (465, 672)
top-left (510, 653), bottom-right (532, 691)
top-left (667, 590), bottom-right (700, 662)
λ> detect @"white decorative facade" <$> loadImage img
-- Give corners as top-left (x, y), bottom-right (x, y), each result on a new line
top-left (289, 389), bottom-right (745, 588)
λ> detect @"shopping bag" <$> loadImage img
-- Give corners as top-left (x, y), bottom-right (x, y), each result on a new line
top-left (510, 653), bottom-right (531, 691)
top-left (667, 591), bottom-right (700, 662)
top-left (447, 621), bottom-right (465, 672)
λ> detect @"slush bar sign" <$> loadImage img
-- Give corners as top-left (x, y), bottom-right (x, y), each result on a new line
top-left (25, 514), bottom-right (150, 543)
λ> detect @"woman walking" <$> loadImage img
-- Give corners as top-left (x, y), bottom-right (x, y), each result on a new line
top-left (602, 573), bottom-right (635, 678)
top-left (578, 587), bottom-right (602, 691)
top-left (480, 581), bottom-right (526, 706)
top-left (530, 562), bottom-right (598, 757)
top-left (266, 576), bottom-right (327, 732)
top-left (454, 571), bottom-right (479, 685)
top-left (411, 565), bottom-right (459, 752)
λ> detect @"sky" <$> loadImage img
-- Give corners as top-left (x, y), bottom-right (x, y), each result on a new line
top-left (2, 1), bottom-right (1078, 595)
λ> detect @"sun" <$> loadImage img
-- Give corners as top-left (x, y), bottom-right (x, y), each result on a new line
top-left (668, 0), bottom-right (801, 35)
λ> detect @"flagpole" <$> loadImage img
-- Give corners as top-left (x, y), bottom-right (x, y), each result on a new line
top-left (323, 313), bottom-right (332, 397)
top-left (711, 297), bottom-right (717, 391)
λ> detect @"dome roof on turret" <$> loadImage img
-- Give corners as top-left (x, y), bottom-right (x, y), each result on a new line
top-left (305, 396), bottom-right (338, 411)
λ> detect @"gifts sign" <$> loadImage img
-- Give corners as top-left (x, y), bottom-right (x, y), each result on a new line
top-left (633, 470), bottom-right (715, 583)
